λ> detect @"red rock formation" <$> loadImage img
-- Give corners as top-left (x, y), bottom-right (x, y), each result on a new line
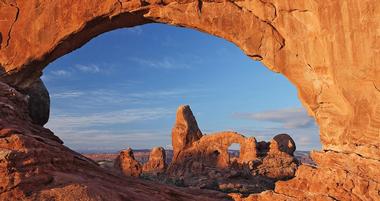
top-left (167, 106), bottom-right (298, 194)
top-left (170, 131), bottom-right (259, 172)
top-left (114, 148), bottom-right (142, 177)
top-left (142, 147), bottom-right (167, 175)
top-left (167, 130), bottom-right (299, 193)
top-left (172, 105), bottom-right (202, 159)
top-left (0, 0), bottom-right (379, 200)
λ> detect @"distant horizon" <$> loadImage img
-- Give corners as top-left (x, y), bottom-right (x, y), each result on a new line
top-left (77, 148), bottom-right (312, 154)
top-left (44, 24), bottom-right (321, 152)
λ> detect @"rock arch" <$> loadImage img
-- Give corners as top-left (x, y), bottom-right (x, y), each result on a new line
top-left (194, 132), bottom-right (258, 168)
top-left (0, 0), bottom-right (379, 200)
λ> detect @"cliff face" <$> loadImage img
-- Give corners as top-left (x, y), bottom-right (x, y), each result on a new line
top-left (0, 0), bottom-right (379, 200)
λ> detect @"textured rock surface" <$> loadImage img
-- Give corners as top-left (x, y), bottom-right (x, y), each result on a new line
top-left (0, 0), bottom-right (379, 200)
top-left (114, 148), bottom-right (142, 177)
top-left (142, 147), bottom-right (167, 175)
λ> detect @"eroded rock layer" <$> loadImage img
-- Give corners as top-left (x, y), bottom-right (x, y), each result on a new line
top-left (0, 0), bottom-right (379, 200)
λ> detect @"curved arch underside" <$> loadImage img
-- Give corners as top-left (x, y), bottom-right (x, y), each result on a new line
top-left (0, 0), bottom-right (379, 200)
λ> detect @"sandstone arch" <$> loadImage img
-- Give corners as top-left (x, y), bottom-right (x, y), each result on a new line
top-left (194, 132), bottom-right (258, 167)
top-left (0, 0), bottom-right (379, 200)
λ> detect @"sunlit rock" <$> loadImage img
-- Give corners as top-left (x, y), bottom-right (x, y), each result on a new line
top-left (172, 105), bottom-right (202, 159)
top-left (142, 147), bottom-right (167, 175)
top-left (114, 148), bottom-right (142, 177)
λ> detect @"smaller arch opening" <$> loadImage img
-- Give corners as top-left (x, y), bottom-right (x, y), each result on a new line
top-left (228, 143), bottom-right (241, 163)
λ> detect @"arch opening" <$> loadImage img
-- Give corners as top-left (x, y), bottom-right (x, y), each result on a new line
top-left (39, 25), bottom-right (320, 196)
top-left (42, 24), bottom-right (320, 154)
top-left (227, 143), bottom-right (241, 164)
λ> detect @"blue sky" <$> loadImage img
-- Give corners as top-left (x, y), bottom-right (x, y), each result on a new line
top-left (42, 24), bottom-right (321, 152)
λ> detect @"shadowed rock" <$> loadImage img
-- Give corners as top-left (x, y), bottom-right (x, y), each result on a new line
top-left (22, 78), bottom-right (50, 126)
top-left (270, 134), bottom-right (296, 156)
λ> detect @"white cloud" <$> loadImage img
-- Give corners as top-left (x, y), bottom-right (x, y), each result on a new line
top-left (51, 91), bottom-right (85, 98)
top-left (46, 106), bottom-right (173, 151)
top-left (54, 129), bottom-right (171, 152)
top-left (60, 130), bottom-right (169, 144)
top-left (44, 63), bottom-right (112, 81)
top-left (234, 108), bottom-right (316, 129)
top-left (49, 88), bottom-right (206, 107)
top-left (129, 57), bottom-right (190, 69)
top-left (51, 70), bottom-right (71, 76)
top-left (47, 108), bottom-right (173, 130)
top-left (75, 64), bottom-right (101, 73)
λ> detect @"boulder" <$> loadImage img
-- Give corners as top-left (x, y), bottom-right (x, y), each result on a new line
top-left (269, 134), bottom-right (296, 156)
